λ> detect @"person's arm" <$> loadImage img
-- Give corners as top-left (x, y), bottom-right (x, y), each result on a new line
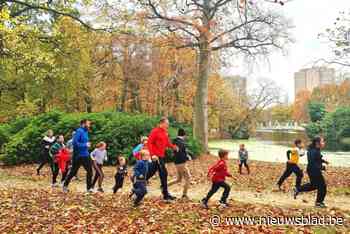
top-left (147, 131), bottom-right (156, 156)
top-left (104, 151), bottom-right (108, 162)
top-left (132, 144), bottom-right (142, 156)
top-left (133, 162), bottom-right (143, 179)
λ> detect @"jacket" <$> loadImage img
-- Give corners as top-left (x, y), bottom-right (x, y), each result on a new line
top-left (133, 160), bottom-right (150, 180)
top-left (307, 147), bottom-right (326, 172)
top-left (73, 127), bottom-right (89, 157)
top-left (173, 137), bottom-right (192, 165)
top-left (208, 159), bottom-right (231, 183)
top-left (148, 127), bottom-right (176, 158)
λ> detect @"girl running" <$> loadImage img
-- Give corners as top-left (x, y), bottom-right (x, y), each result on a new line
top-left (90, 142), bottom-right (108, 192)
top-left (113, 156), bottom-right (128, 194)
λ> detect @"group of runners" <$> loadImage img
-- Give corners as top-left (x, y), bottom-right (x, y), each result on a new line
top-left (36, 117), bottom-right (330, 208)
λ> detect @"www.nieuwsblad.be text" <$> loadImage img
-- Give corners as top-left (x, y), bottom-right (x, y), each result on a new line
top-left (209, 215), bottom-right (345, 226)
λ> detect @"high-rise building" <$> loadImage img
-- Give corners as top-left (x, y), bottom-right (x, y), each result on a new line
top-left (223, 75), bottom-right (247, 102)
top-left (294, 67), bottom-right (336, 97)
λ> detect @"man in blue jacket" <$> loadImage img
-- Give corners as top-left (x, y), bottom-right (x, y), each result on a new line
top-left (63, 119), bottom-right (93, 193)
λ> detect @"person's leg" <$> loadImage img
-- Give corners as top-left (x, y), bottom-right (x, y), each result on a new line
top-left (299, 170), bottom-right (317, 193)
top-left (183, 164), bottom-right (191, 197)
top-left (203, 182), bottom-right (220, 202)
top-left (239, 161), bottom-right (243, 174)
top-left (134, 181), bottom-right (147, 205)
top-left (219, 182), bottom-right (231, 204)
top-left (81, 157), bottom-right (93, 191)
top-left (146, 160), bottom-right (159, 180)
top-left (91, 163), bottom-right (100, 188)
top-left (277, 163), bottom-right (293, 187)
top-left (61, 166), bottom-right (69, 183)
top-left (37, 152), bottom-right (49, 174)
top-left (316, 173), bottom-right (327, 204)
top-left (52, 162), bottom-right (59, 185)
top-left (243, 160), bottom-right (250, 174)
top-left (98, 165), bottom-right (104, 189)
top-left (64, 157), bottom-right (82, 188)
top-left (158, 158), bottom-right (170, 197)
top-left (293, 165), bottom-right (303, 190)
top-left (168, 164), bottom-right (183, 187)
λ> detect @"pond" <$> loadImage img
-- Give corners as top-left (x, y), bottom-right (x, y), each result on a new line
top-left (208, 138), bottom-right (350, 168)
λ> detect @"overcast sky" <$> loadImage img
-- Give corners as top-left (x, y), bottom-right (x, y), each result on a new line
top-left (227, 0), bottom-right (350, 101)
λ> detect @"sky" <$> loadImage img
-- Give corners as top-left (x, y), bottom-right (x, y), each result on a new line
top-left (226, 0), bottom-right (350, 101)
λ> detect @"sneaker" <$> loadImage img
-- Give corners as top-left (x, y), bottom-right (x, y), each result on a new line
top-left (277, 184), bottom-right (282, 191)
top-left (128, 191), bottom-right (135, 199)
top-left (63, 186), bottom-right (69, 193)
top-left (36, 169), bottom-right (40, 176)
top-left (87, 188), bottom-right (95, 193)
top-left (219, 200), bottom-right (230, 208)
top-left (293, 187), bottom-right (299, 199)
top-left (201, 199), bottom-right (209, 209)
top-left (51, 183), bottom-right (59, 188)
top-left (315, 202), bottom-right (327, 208)
top-left (164, 194), bottom-right (176, 201)
top-left (97, 188), bottom-right (104, 193)
top-left (182, 195), bottom-right (189, 200)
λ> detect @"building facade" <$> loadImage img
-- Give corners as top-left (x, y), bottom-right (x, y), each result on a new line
top-left (294, 67), bottom-right (336, 97)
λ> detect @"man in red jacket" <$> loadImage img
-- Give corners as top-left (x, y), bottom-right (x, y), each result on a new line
top-left (147, 117), bottom-right (178, 201)
top-left (201, 149), bottom-right (232, 209)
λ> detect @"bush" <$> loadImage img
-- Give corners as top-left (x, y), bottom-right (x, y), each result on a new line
top-left (0, 111), bottom-right (202, 165)
top-left (306, 107), bottom-right (350, 151)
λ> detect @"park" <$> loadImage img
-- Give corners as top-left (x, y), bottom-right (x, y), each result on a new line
top-left (0, 0), bottom-right (350, 233)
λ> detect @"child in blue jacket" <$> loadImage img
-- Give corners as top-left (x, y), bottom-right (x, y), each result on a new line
top-left (132, 150), bottom-right (151, 207)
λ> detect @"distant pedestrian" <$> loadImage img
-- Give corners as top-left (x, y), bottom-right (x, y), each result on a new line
top-left (37, 130), bottom-right (56, 175)
top-left (238, 144), bottom-right (250, 175)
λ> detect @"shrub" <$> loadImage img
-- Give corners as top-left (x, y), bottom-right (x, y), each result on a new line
top-left (0, 111), bottom-right (202, 165)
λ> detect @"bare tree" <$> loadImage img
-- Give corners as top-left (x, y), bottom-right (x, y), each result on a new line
top-left (137, 0), bottom-right (292, 150)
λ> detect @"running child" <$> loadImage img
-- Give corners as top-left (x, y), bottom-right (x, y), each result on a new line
top-left (131, 150), bottom-right (151, 207)
top-left (90, 142), bottom-right (108, 192)
top-left (113, 156), bottom-right (128, 194)
top-left (50, 135), bottom-right (69, 187)
top-left (238, 144), bottom-right (250, 174)
top-left (132, 136), bottom-right (148, 160)
top-left (37, 129), bottom-right (56, 175)
top-left (277, 139), bottom-right (305, 190)
top-left (168, 128), bottom-right (192, 199)
top-left (201, 149), bottom-right (232, 209)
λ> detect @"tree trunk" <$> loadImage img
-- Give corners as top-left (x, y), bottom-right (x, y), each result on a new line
top-left (194, 42), bottom-right (210, 151)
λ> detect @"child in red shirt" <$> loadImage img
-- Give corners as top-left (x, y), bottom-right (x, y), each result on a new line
top-left (201, 149), bottom-right (232, 209)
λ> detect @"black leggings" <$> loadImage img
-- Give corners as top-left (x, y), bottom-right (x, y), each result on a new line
top-left (299, 169), bottom-right (327, 203)
top-left (277, 163), bottom-right (303, 189)
top-left (203, 181), bottom-right (231, 203)
top-left (92, 163), bottom-right (104, 188)
top-left (37, 151), bottom-right (52, 174)
top-left (64, 157), bottom-right (93, 190)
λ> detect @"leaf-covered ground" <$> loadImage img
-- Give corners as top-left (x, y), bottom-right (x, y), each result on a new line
top-left (0, 155), bottom-right (349, 233)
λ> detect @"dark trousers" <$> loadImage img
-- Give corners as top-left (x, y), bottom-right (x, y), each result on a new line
top-left (133, 181), bottom-right (147, 205)
top-left (113, 174), bottom-right (125, 193)
top-left (37, 151), bottom-right (52, 174)
top-left (277, 162), bottom-right (303, 189)
top-left (147, 158), bottom-right (169, 198)
top-left (203, 181), bottom-right (231, 203)
top-left (64, 157), bottom-right (93, 190)
top-left (92, 163), bottom-right (104, 188)
top-left (52, 162), bottom-right (69, 184)
top-left (239, 159), bottom-right (250, 174)
top-left (299, 169), bottom-right (327, 203)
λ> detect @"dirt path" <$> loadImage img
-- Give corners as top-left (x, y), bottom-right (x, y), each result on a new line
top-left (1, 168), bottom-right (349, 212)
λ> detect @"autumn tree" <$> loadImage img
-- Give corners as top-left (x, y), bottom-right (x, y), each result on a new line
top-left (293, 90), bottom-right (311, 123)
top-left (137, 0), bottom-right (292, 149)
